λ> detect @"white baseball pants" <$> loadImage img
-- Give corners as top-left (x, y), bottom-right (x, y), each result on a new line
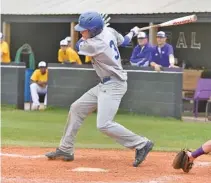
top-left (30, 83), bottom-right (47, 106)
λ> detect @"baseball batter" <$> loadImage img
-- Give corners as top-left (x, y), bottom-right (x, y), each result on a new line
top-left (46, 11), bottom-right (154, 167)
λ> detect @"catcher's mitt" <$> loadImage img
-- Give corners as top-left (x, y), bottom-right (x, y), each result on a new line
top-left (172, 149), bottom-right (193, 173)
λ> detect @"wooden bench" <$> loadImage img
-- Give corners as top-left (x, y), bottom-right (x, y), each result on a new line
top-left (183, 69), bottom-right (203, 98)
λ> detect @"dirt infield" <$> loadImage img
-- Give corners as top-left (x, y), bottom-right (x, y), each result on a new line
top-left (2, 147), bottom-right (211, 183)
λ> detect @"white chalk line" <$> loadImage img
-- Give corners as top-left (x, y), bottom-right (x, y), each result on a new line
top-left (1, 175), bottom-right (181, 183)
top-left (0, 153), bottom-right (45, 159)
top-left (194, 161), bottom-right (211, 167)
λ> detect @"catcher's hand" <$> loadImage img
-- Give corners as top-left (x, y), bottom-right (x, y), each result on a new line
top-left (100, 13), bottom-right (111, 27)
top-left (172, 149), bottom-right (193, 173)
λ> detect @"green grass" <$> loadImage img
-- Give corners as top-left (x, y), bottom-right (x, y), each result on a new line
top-left (1, 107), bottom-right (211, 151)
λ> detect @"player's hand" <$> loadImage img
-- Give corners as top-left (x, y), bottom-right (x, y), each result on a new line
top-left (63, 61), bottom-right (71, 64)
top-left (37, 81), bottom-right (46, 87)
top-left (100, 13), bottom-right (111, 27)
top-left (130, 26), bottom-right (139, 37)
top-left (169, 65), bottom-right (179, 68)
top-left (154, 64), bottom-right (162, 72)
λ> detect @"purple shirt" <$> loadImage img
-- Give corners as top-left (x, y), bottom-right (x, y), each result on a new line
top-left (130, 43), bottom-right (153, 67)
top-left (150, 43), bottom-right (174, 67)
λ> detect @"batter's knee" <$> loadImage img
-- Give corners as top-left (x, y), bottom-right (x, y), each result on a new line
top-left (70, 102), bottom-right (80, 113)
top-left (97, 121), bottom-right (111, 132)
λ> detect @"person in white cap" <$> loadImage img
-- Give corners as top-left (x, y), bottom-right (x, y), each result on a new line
top-left (30, 61), bottom-right (48, 110)
top-left (0, 32), bottom-right (11, 63)
top-left (150, 31), bottom-right (178, 71)
top-left (58, 39), bottom-right (82, 65)
top-left (130, 32), bottom-right (153, 67)
top-left (65, 37), bottom-right (71, 47)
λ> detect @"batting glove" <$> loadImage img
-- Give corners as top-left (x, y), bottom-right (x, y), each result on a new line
top-left (130, 26), bottom-right (139, 37)
top-left (101, 13), bottom-right (111, 27)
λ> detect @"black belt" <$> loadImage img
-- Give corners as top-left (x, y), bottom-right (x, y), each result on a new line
top-left (101, 76), bottom-right (111, 84)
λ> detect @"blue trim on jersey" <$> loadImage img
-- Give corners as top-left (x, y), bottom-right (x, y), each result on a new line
top-left (120, 35), bottom-right (131, 47)
top-left (75, 38), bottom-right (84, 52)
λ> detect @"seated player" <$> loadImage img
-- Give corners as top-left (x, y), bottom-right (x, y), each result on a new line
top-left (150, 31), bottom-right (178, 71)
top-left (130, 32), bottom-right (152, 67)
top-left (30, 61), bottom-right (48, 110)
top-left (58, 39), bottom-right (82, 65)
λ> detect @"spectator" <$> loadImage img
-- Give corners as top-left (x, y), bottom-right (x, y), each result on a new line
top-left (150, 31), bottom-right (178, 71)
top-left (0, 32), bottom-right (11, 63)
top-left (130, 32), bottom-right (152, 67)
top-left (65, 36), bottom-right (71, 47)
top-left (30, 61), bottom-right (48, 110)
top-left (58, 39), bottom-right (82, 65)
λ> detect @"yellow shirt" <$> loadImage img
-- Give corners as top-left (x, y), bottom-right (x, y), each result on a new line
top-left (85, 56), bottom-right (92, 63)
top-left (58, 48), bottom-right (82, 65)
top-left (31, 69), bottom-right (48, 82)
top-left (0, 41), bottom-right (11, 63)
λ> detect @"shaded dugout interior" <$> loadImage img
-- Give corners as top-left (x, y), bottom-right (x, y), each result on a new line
top-left (7, 22), bottom-right (211, 69)
top-left (9, 22), bottom-right (148, 65)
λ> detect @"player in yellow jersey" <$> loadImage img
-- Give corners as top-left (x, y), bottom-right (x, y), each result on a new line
top-left (58, 39), bottom-right (82, 65)
top-left (0, 32), bottom-right (11, 63)
top-left (30, 61), bottom-right (48, 110)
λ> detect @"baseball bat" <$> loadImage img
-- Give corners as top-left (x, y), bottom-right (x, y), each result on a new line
top-left (138, 14), bottom-right (197, 31)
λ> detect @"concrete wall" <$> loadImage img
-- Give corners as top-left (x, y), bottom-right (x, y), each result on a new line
top-left (1, 62), bottom-right (25, 109)
top-left (47, 64), bottom-right (183, 119)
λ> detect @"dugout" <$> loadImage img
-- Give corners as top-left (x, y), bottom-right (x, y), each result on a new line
top-left (1, 0), bottom-right (211, 117)
top-left (1, 0), bottom-right (211, 69)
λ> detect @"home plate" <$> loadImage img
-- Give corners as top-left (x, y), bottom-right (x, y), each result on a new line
top-left (72, 167), bottom-right (109, 172)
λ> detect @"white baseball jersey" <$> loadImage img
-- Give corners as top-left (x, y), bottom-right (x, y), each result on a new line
top-left (78, 27), bottom-right (128, 81)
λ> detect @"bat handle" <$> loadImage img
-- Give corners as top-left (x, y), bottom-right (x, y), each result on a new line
top-left (138, 25), bottom-right (159, 32)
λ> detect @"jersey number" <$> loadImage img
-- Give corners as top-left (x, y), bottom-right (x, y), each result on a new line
top-left (109, 40), bottom-right (120, 60)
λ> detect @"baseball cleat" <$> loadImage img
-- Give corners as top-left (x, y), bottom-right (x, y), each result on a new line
top-left (45, 148), bottom-right (74, 161)
top-left (133, 140), bottom-right (154, 167)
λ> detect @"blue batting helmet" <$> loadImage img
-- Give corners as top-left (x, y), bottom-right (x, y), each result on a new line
top-left (74, 11), bottom-right (104, 37)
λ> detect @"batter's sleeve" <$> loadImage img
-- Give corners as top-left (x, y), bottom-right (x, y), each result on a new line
top-left (107, 27), bottom-right (124, 46)
top-left (77, 39), bottom-right (105, 56)
top-left (77, 40), bottom-right (97, 56)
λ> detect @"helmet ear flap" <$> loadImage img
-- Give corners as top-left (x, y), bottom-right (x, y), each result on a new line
top-left (89, 27), bottom-right (103, 38)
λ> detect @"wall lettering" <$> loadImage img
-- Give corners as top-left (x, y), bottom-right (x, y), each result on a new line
top-left (176, 32), bottom-right (187, 48)
top-left (191, 32), bottom-right (201, 49)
